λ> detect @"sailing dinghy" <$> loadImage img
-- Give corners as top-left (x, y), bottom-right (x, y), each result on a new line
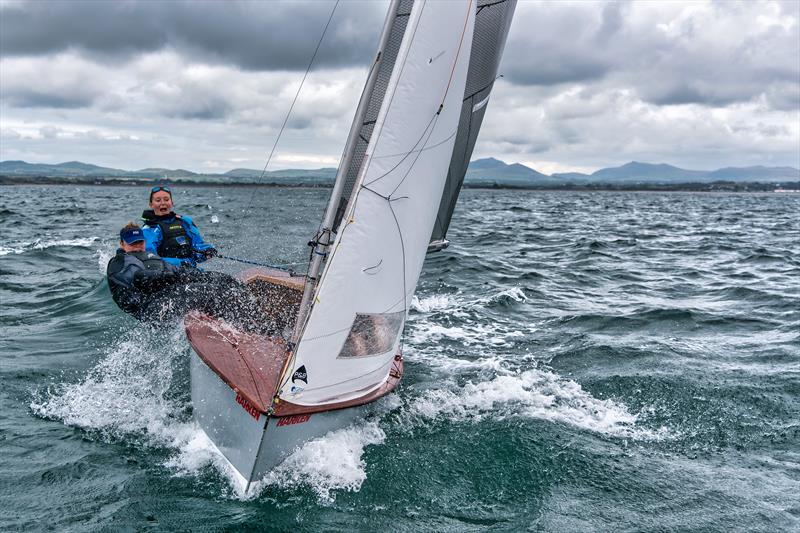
top-left (186, 0), bottom-right (516, 488)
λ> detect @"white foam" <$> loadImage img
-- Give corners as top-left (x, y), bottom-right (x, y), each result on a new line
top-left (402, 368), bottom-right (667, 440)
top-left (34, 237), bottom-right (99, 249)
top-left (210, 215), bottom-right (220, 224)
top-left (485, 286), bottom-right (528, 304)
top-left (251, 422), bottom-right (386, 503)
top-left (408, 320), bottom-right (525, 348)
top-left (31, 323), bottom-right (388, 503)
top-left (1, 236), bottom-right (99, 255)
top-left (30, 327), bottom-right (188, 444)
top-left (95, 243), bottom-right (116, 273)
top-left (410, 287), bottom-right (528, 319)
top-left (410, 294), bottom-right (459, 313)
top-left (162, 423), bottom-right (253, 497)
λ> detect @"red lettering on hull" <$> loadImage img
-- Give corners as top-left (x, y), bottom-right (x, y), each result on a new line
top-left (276, 414), bottom-right (311, 427)
top-left (235, 393), bottom-right (261, 421)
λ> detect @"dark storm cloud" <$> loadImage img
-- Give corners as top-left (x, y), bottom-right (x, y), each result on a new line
top-left (169, 102), bottom-right (232, 121)
top-left (500, 3), bottom-right (614, 86)
top-left (0, 0), bottom-right (385, 71)
top-left (500, 1), bottom-right (800, 110)
top-left (4, 90), bottom-right (95, 109)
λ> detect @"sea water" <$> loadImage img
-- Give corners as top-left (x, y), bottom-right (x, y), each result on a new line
top-left (0, 186), bottom-right (797, 530)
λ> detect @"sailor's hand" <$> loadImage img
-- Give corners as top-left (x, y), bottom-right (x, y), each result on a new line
top-left (201, 248), bottom-right (219, 259)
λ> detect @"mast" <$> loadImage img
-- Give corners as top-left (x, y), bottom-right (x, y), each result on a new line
top-left (291, 0), bottom-right (403, 345)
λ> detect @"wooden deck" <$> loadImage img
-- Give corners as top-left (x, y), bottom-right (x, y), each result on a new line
top-left (185, 311), bottom-right (289, 414)
top-left (184, 267), bottom-right (304, 414)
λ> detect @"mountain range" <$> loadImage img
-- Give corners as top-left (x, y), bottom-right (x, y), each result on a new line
top-left (1, 158), bottom-right (798, 186)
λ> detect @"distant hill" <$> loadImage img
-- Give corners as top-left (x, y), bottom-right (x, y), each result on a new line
top-left (585, 161), bottom-right (800, 183)
top-left (589, 161), bottom-right (706, 182)
top-left (225, 167), bottom-right (337, 185)
top-left (1, 159), bottom-right (798, 187)
top-left (708, 166), bottom-right (800, 181)
top-left (225, 168), bottom-right (263, 179)
top-left (464, 157), bottom-right (565, 186)
top-left (225, 167), bottom-right (337, 179)
top-left (0, 160), bottom-right (128, 177)
top-left (136, 168), bottom-right (199, 178)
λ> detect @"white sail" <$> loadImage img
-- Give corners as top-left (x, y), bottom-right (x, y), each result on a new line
top-left (282, 0), bottom-right (476, 406)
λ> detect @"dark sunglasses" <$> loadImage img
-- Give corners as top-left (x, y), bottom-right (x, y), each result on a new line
top-left (150, 186), bottom-right (171, 194)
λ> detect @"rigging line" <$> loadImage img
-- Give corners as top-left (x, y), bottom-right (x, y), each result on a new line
top-left (438, 0), bottom-right (474, 108)
top-left (476, 0), bottom-right (510, 12)
top-left (387, 194), bottom-right (408, 344)
top-left (387, 112), bottom-right (440, 198)
top-left (218, 254), bottom-right (299, 271)
top-left (362, 110), bottom-right (438, 188)
top-left (368, 128), bottom-right (456, 160)
top-left (463, 74), bottom-right (503, 102)
top-left (364, 0), bottom-right (470, 191)
top-left (241, 0), bottom-right (340, 218)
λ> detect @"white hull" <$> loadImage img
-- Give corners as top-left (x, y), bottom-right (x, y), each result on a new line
top-left (190, 351), bottom-right (367, 485)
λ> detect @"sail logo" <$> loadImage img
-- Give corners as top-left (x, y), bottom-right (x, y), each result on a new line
top-left (235, 392), bottom-right (261, 421)
top-left (292, 365), bottom-right (308, 384)
top-left (276, 414), bottom-right (311, 427)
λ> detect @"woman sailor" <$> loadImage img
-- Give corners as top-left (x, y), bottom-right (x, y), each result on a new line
top-left (142, 186), bottom-right (218, 268)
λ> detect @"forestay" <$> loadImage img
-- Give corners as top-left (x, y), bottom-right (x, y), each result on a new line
top-left (282, 0), bottom-right (476, 406)
top-left (430, 0), bottom-right (517, 248)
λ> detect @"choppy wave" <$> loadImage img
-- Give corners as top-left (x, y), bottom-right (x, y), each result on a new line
top-left (30, 326), bottom-right (188, 443)
top-left (29, 319), bottom-right (386, 503)
top-left (6, 186), bottom-right (800, 528)
top-left (256, 422), bottom-right (386, 503)
top-left (401, 368), bottom-right (666, 440)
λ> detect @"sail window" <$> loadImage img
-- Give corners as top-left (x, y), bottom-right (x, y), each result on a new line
top-left (337, 311), bottom-right (405, 358)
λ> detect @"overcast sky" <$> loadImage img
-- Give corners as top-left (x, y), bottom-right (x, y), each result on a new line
top-left (1, 0), bottom-right (798, 174)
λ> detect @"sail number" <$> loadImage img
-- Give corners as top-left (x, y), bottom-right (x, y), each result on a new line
top-left (235, 393), bottom-right (261, 421)
top-left (276, 414), bottom-right (311, 427)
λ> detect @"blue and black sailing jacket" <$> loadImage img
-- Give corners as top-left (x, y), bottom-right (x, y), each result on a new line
top-left (141, 210), bottom-right (214, 268)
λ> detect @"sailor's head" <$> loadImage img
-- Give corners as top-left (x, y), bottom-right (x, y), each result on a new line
top-left (149, 185), bottom-right (173, 216)
top-left (119, 222), bottom-right (146, 252)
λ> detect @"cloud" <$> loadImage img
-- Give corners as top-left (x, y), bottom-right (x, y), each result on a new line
top-left (0, 0), bottom-right (797, 172)
top-left (501, 1), bottom-right (800, 110)
top-left (475, 80), bottom-right (799, 171)
top-left (0, 0), bottom-right (385, 71)
top-left (0, 54), bottom-right (107, 109)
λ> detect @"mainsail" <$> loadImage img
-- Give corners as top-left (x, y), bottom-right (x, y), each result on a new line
top-left (430, 0), bottom-right (517, 250)
top-left (282, 0), bottom-right (476, 406)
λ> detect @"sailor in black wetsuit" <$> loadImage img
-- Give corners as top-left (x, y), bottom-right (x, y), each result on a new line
top-left (107, 223), bottom-right (271, 332)
top-left (142, 186), bottom-right (217, 268)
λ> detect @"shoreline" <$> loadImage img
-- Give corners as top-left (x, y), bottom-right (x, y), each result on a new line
top-left (2, 176), bottom-right (798, 193)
